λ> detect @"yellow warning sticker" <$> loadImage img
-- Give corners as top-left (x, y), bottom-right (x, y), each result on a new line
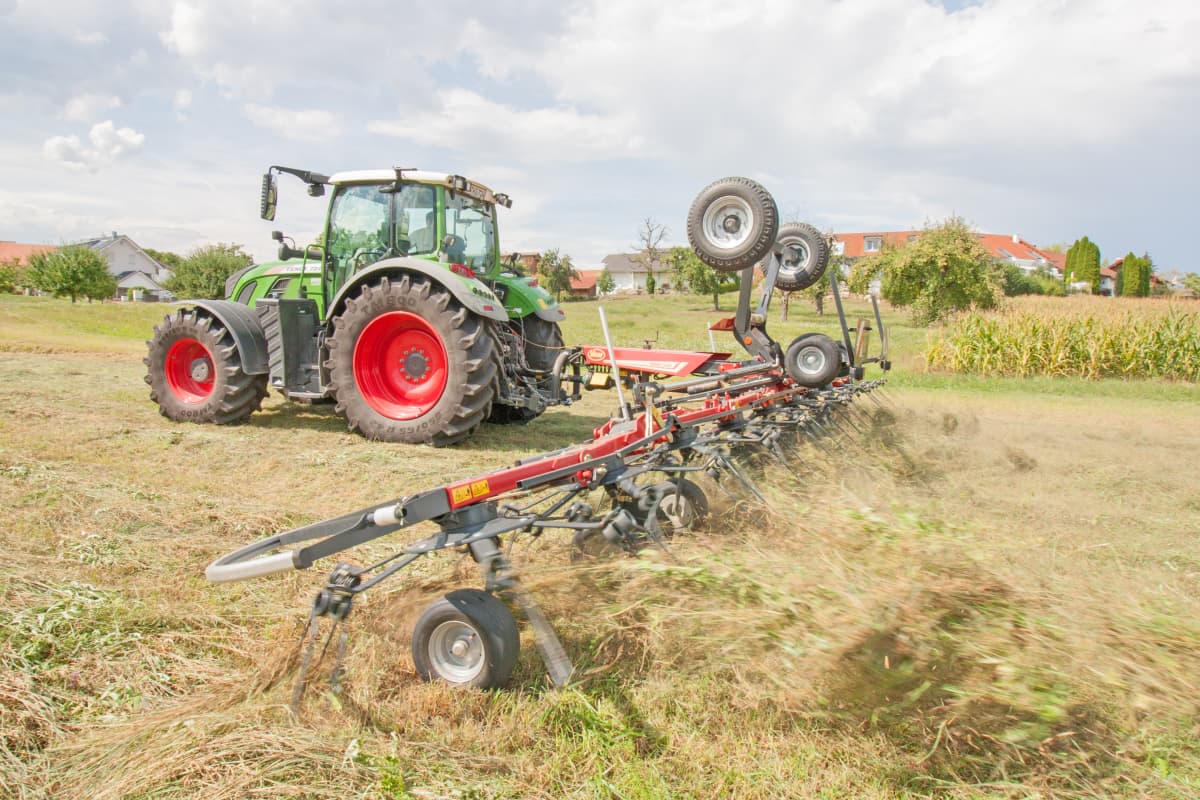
top-left (470, 479), bottom-right (490, 498)
top-left (451, 485), bottom-right (473, 505)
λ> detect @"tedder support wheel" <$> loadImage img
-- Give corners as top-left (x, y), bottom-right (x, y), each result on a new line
top-left (686, 176), bottom-right (779, 273)
top-left (326, 275), bottom-right (498, 446)
top-left (785, 333), bottom-right (841, 388)
top-left (773, 222), bottom-right (830, 292)
top-left (641, 479), bottom-right (709, 537)
top-left (411, 589), bottom-right (520, 689)
top-left (144, 308), bottom-right (268, 424)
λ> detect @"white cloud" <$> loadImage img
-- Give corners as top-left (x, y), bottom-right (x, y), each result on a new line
top-left (43, 120), bottom-right (146, 172)
top-left (174, 89), bottom-right (192, 110)
top-left (73, 30), bottom-right (108, 45)
top-left (242, 103), bottom-right (343, 142)
top-left (61, 93), bottom-right (121, 122)
top-left (367, 89), bottom-right (648, 161)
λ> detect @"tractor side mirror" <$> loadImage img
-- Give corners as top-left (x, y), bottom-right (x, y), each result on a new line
top-left (260, 173), bottom-right (278, 221)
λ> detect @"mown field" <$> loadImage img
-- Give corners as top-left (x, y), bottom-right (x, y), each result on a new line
top-left (2, 291), bottom-right (1199, 799)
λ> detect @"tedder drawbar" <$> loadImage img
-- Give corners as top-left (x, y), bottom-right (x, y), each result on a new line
top-left (206, 177), bottom-right (891, 697)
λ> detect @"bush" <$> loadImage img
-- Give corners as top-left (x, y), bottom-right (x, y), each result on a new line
top-left (166, 243), bottom-right (253, 299)
top-left (0, 258), bottom-right (26, 294)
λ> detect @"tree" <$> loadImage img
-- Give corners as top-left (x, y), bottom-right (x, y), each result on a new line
top-left (536, 248), bottom-right (578, 302)
top-left (0, 258), bottom-right (26, 294)
top-left (144, 248), bottom-right (183, 271)
top-left (1064, 236), bottom-right (1101, 292)
top-left (848, 216), bottom-right (999, 325)
top-left (166, 243), bottom-right (253, 299)
top-left (1183, 273), bottom-right (1200, 296)
top-left (28, 245), bottom-right (117, 303)
top-left (596, 268), bottom-right (615, 295)
top-left (1118, 252), bottom-right (1153, 298)
top-left (645, 273), bottom-right (656, 295)
top-left (669, 246), bottom-right (723, 310)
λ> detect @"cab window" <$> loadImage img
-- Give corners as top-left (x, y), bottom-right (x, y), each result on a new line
top-left (443, 194), bottom-right (496, 270)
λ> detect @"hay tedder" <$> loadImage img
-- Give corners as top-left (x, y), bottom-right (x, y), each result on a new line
top-left (206, 177), bottom-right (891, 694)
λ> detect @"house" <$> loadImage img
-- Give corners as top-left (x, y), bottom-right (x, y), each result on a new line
top-left (569, 269), bottom-right (603, 299)
top-left (1098, 257), bottom-right (1123, 296)
top-left (75, 232), bottom-right (174, 300)
top-left (833, 231), bottom-right (1060, 277)
top-left (599, 253), bottom-right (674, 293)
top-left (0, 241), bottom-right (57, 267)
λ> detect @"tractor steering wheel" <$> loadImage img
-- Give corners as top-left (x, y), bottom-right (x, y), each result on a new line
top-left (351, 248), bottom-right (385, 271)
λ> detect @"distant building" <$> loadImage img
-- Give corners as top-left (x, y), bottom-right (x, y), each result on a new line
top-left (2, 233), bottom-right (174, 300)
top-left (834, 231), bottom-right (1060, 277)
top-left (75, 232), bottom-right (174, 300)
top-left (599, 253), bottom-right (674, 293)
top-left (569, 269), bottom-right (603, 299)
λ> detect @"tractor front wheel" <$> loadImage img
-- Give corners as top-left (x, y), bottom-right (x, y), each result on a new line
top-left (144, 308), bottom-right (267, 424)
top-left (326, 276), bottom-right (498, 446)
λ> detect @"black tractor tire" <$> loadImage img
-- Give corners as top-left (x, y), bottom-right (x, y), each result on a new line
top-left (687, 177), bottom-right (780, 273)
top-left (325, 275), bottom-right (497, 446)
top-left (785, 333), bottom-right (842, 388)
top-left (772, 222), bottom-right (830, 292)
top-left (144, 308), bottom-right (268, 425)
top-left (411, 589), bottom-right (520, 689)
top-left (488, 315), bottom-right (564, 426)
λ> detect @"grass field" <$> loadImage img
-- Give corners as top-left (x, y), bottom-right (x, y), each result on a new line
top-left (2, 291), bottom-right (1199, 799)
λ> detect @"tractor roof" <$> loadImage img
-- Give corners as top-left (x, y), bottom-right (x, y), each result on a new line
top-left (328, 169), bottom-right (511, 207)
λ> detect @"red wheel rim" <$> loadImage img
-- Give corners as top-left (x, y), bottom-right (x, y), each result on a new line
top-left (353, 311), bottom-right (448, 419)
top-left (165, 338), bottom-right (215, 404)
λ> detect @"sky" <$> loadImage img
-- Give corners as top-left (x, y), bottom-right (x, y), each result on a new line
top-left (2, 0), bottom-right (1197, 273)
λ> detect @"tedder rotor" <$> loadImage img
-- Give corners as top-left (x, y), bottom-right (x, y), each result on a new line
top-left (205, 177), bottom-right (891, 696)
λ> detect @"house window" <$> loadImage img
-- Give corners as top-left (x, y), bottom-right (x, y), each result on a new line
top-left (998, 248), bottom-right (1014, 259)
top-left (907, 234), bottom-right (919, 243)
top-left (864, 237), bottom-right (882, 253)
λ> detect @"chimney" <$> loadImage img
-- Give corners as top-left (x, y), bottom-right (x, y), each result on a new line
top-left (1012, 234), bottom-right (1019, 243)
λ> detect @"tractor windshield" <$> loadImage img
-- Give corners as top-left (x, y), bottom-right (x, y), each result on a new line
top-left (443, 194), bottom-right (496, 271)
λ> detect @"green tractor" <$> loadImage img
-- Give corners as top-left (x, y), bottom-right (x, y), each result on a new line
top-left (144, 167), bottom-right (566, 446)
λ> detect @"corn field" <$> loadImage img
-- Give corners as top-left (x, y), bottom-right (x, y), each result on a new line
top-left (925, 296), bottom-right (1200, 380)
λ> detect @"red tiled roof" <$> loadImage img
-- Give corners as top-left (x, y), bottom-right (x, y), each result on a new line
top-left (0, 241), bottom-right (56, 265)
top-left (834, 231), bottom-right (1055, 266)
top-left (1100, 257), bottom-right (1125, 279)
top-left (1044, 251), bottom-right (1067, 271)
top-left (571, 269), bottom-right (601, 291)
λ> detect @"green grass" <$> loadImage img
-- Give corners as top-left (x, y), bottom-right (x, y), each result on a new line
top-left (1, 293), bottom-right (1199, 799)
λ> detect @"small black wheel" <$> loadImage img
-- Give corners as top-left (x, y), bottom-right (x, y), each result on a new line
top-left (646, 479), bottom-right (709, 536)
top-left (411, 589), bottom-right (519, 689)
top-left (785, 333), bottom-right (841, 388)
top-left (687, 177), bottom-right (779, 273)
top-left (772, 222), bottom-right (830, 292)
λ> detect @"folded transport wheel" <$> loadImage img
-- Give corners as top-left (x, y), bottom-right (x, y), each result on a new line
top-left (411, 589), bottom-right (520, 689)
top-left (785, 333), bottom-right (841, 388)
top-left (326, 275), bottom-right (498, 446)
top-left (144, 308), bottom-right (268, 424)
top-left (686, 176), bottom-right (780, 273)
top-left (773, 222), bottom-right (830, 292)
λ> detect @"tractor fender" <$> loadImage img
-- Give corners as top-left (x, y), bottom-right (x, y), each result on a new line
top-left (329, 257), bottom-right (509, 324)
top-left (189, 299), bottom-right (269, 375)
top-left (533, 306), bottom-right (566, 323)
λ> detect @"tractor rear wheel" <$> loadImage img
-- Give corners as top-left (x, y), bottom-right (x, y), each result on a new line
top-left (411, 589), bottom-right (520, 689)
top-left (687, 177), bottom-right (779, 273)
top-left (488, 315), bottom-right (563, 425)
top-left (326, 275), bottom-right (497, 446)
top-left (773, 222), bottom-right (830, 292)
top-left (144, 308), bottom-right (267, 424)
